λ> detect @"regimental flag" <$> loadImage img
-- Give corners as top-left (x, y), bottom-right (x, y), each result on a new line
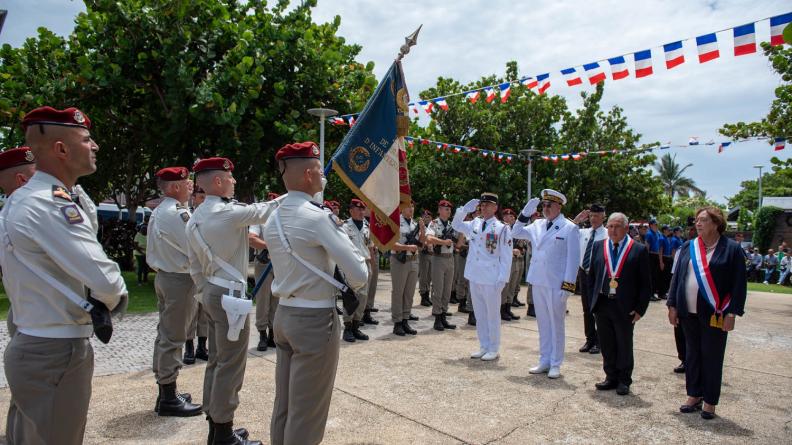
top-left (329, 61), bottom-right (412, 250)
top-left (583, 62), bottom-right (606, 84)
top-left (561, 67), bottom-right (582, 86)
top-left (663, 41), bottom-right (685, 69)
top-left (520, 76), bottom-right (538, 89)
top-left (696, 33), bottom-right (720, 63)
top-left (770, 13), bottom-right (792, 46)
top-left (435, 97), bottom-right (449, 111)
top-left (775, 138), bottom-right (786, 151)
top-left (499, 82), bottom-right (511, 103)
top-left (718, 141), bottom-right (731, 153)
top-left (484, 87), bottom-right (496, 103)
top-left (608, 56), bottom-right (629, 80)
top-left (420, 100), bottom-right (433, 114)
top-left (537, 73), bottom-right (551, 94)
top-left (634, 50), bottom-right (653, 78)
top-left (465, 90), bottom-right (481, 104)
top-left (733, 23), bottom-right (757, 56)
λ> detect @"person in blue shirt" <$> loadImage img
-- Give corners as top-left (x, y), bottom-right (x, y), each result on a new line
top-left (659, 225), bottom-right (673, 299)
top-left (670, 227), bottom-right (684, 256)
top-left (644, 219), bottom-right (661, 300)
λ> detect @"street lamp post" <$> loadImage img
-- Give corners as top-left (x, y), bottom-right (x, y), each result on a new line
top-left (519, 148), bottom-right (541, 199)
top-left (754, 165), bottom-right (764, 210)
top-left (308, 107), bottom-right (338, 201)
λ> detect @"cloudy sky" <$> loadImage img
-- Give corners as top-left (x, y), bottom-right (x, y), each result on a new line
top-left (2, 0), bottom-right (790, 204)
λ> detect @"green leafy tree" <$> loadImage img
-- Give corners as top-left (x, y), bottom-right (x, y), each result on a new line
top-left (654, 153), bottom-right (704, 200)
top-left (727, 157), bottom-right (792, 212)
top-left (753, 206), bottom-right (783, 253)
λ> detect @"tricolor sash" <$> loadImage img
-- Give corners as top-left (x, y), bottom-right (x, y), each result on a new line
top-left (603, 236), bottom-right (634, 293)
top-left (690, 237), bottom-right (730, 327)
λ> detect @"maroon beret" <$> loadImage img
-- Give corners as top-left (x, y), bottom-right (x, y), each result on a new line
top-left (22, 106), bottom-right (91, 131)
top-left (423, 209), bottom-right (433, 217)
top-left (0, 147), bottom-right (35, 171)
top-left (193, 157), bottom-right (233, 173)
top-left (329, 200), bottom-right (340, 209)
top-left (275, 141), bottom-right (320, 161)
top-left (438, 199), bottom-right (453, 208)
top-left (502, 208), bottom-right (516, 216)
top-left (155, 166), bottom-right (189, 181)
top-left (267, 192), bottom-right (280, 200)
top-left (349, 198), bottom-right (366, 209)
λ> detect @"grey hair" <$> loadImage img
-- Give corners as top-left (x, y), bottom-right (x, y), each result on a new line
top-left (607, 212), bottom-right (629, 227)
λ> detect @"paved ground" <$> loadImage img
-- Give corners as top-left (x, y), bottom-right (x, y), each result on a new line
top-left (1, 272), bottom-right (791, 444)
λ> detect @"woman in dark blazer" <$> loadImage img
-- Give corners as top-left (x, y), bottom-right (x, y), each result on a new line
top-left (667, 206), bottom-right (747, 419)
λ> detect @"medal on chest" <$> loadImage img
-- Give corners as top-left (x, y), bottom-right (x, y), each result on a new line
top-left (603, 237), bottom-right (634, 295)
top-left (484, 222), bottom-right (498, 254)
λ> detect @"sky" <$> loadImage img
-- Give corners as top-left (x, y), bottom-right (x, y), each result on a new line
top-left (2, 0), bottom-right (791, 205)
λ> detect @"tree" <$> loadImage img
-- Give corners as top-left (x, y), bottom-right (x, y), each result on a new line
top-left (654, 153), bottom-right (704, 200)
top-left (727, 157), bottom-right (792, 213)
top-left (753, 206), bottom-right (783, 253)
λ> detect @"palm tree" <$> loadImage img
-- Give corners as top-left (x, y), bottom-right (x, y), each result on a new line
top-left (654, 153), bottom-right (704, 200)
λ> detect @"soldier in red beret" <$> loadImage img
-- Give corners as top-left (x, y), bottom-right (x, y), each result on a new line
top-left (0, 147), bottom-right (36, 199)
top-left (145, 166), bottom-right (202, 417)
top-left (426, 199), bottom-right (459, 331)
top-left (418, 209), bottom-right (434, 306)
top-left (2, 106), bottom-right (127, 445)
top-left (339, 198), bottom-right (376, 341)
top-left (329, 200), bottom-right (340, 216)
top-left (500, 208), bottom-right (525, 321)
top-left (186, 156), bottom-right (279, 445)
top-left (185, 184), bottom-right (210, 365)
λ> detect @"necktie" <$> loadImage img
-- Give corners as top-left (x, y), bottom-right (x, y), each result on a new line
top-left (612, 242), bottom-right (620, 262)
top-left (546, 220), bottom-right (553, 230)
top-left (582, 233), bottom-right (596, 270)
top-left (482, 220), bottom-right (487, 231)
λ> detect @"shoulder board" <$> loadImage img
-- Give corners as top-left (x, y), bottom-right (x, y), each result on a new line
top-left (180, 211), bottom-right (190, 223)
top-left (176, 203), bottom-right (187, 210)
top-left (52, 185), bottom-right (73, 202)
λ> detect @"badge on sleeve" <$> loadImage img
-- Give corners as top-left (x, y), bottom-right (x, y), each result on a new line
top-left (52, 185), bottom-right (73, 202)
top-left (61, 205), bottom-right (84, 224)
top-left (180, 211), bottom-right (190, 223)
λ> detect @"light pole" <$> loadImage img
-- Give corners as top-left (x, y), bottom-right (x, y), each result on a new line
top-left (308, 107), bottom-right (338, 201)
top-left (519, 148), bottom-right (541, 199)
top-left (754, 165), bottom-right (763, 210)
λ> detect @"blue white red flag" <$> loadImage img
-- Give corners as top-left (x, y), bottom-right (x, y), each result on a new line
top-left (498, 82), bottom-right (511, 103)
top-left (718, 142), bottom-right (731, 153)
top-left (696, 33), bottom-right (720, 63)
top-left (607, 56), bottom-right (629, 80)
top-left (561, 67), bottom-right (582, 86)
top-left (770, 13), bottom-right (792, 46)
top-left (465, 90), bottom-right (481, 104)
top-left (537, 73), bottom-right (551, 94)
top-left (689, 137), bottom-right (699, 146)
top-left (420, 100), bottom-right (433, 114)
top-left (520, 77), bottom-right (538, 89)
top-left (634, 50), bottom-right (653, 78)
top-left (775, 138), bottom-right (786, 151)
top-left (484, 87), bottom-right (496, 103)
top-left (733, 23), bottom-right (756, 56)
top-left (663, 41), bottom-right (685, 69)
top-left (435, 97), bottom-right (449, 111)
top-left (583, 62), bottom-right (606, 84)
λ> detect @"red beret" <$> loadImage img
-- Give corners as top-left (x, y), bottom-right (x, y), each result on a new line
top-left (323, 200), bottom-right (332, 207)
top-left (330, 200), bottom-right (340, 208)
top-left (155, 166), bottom-right (189, 181)
top-left (193, 157), bottom-right (233, 173)
top-left (349, 198), bottom-right (366, 209)
top-left (22, 106), bottom-right (91, 131)
top-left (275, 141), bottom-right (320, 161)
top-left (267, 192), bottom-right (280, 200)
top-left (0, 147), bottom-right (35, 171)
top-left (423, 209), bottom-right (433, 217)
top-left (502, 208), bottom-right (516, 216)
top-left (438, 200), bottom-right (453, 208)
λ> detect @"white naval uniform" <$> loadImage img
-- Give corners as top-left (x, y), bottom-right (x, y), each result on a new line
top-left (512, 214), bottom-right (580, 367)
top-left (452, 208), bottom-right (513, 354)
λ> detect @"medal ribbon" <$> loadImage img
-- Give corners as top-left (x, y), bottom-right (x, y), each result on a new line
top-left (603, 236), bottom-right (634, 279)
top-left (690, 237), bottom-right (730, 314)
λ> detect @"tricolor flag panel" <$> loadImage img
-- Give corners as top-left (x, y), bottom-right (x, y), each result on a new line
top-left (689, 137), bottom-right (699, 146)
top-left (634, 50), bottom-right (653, 78)
top-left (770, 13), bottom-right (792, 46)
top-left (411, 103), bottom-right (418, 114)
top-left (663, 41), bottom-right (685, 69)
top-left (561, 67), bottom-right (582, 86)
top-left (498, 82), bottom-right (511, 103)
top-left (347, 115), bottom-right (356, 127)
top-left (435, 97), bottom-right (449, 111)
top-left (696, 33), bottom-right (720, 63)
top-left (733, 23), bottom-right (756, 56)
top-left (775, 138), bottom-right (786, 151)
top-left (660, 142), bottom-right (671, 149)
top-left (331, 117), bottom-right (346, 125)
top-left (583, 62), bottom-right (606, 84)
top-left (607, 56), bottom-right (629, 80)
top-left (537, 73), bottom-right (551, 94)
top-left (484, 87), bottom-right (496, 103)
top-left (520, 77), bottom-right (538, 89)
top-left (465, 90), bottom-right (481, 104)
top-left (718, 142), bottom-right (731, 153)
top-left (420, 100), bottom-right (433, 114)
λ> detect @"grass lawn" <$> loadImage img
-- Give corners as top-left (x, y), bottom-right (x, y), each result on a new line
top-left (747, 282), bottom-right (792, 295)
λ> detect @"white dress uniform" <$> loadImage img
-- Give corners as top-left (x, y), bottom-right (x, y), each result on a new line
top-left (512, 212), bottom-right (580, 369)
top-left (341, 217), bottom-right (371, 322)
top-left (452, 208), bottom-right (512, 356)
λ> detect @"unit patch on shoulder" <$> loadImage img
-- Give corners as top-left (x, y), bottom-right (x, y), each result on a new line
top-left (61, 205), bottom-right (84, 224)
top-left (329, 213), bottom-right (344, 228)
top-left (52, 185), bottom-right (73, 202)
top-left (180, 212), bottom-right (190, 223)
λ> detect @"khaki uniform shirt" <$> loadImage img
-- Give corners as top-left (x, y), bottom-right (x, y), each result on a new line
top-left (146, 196), bottom-right (191, 273)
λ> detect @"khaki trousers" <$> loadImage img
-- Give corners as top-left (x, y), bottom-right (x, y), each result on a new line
top-left (501, 256), bottom-right (524, 304)
top-left (271, 306), bottom-right (340, 445)
top-left (187, 301), bottom-right (209, 339)
top-left (4, 334), bottom-right (93, 445)
top-left (418, 252), bottom-right (432, 294)
top-left (254, 262), bottom-right (278, 331)
top-left (431, 255), bottom-right (455, 315)
top-left (152, 271), bottom-right (195, 384)
top-left (390, 256), bottom-right (419, 322)
top-left (366, 251), bottom-right (379, 309)
top-left (343, 262), bottom-right (370, 322)
top-left (202, 283), bottom-right (251, 423)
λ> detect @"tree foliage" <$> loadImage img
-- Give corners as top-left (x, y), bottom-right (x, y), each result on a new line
top-left (753, 206), bottom-right (783, 253)
top-left (727, 157), bottom-right (792, 212)
top-left (654, 153), bottom-right (704, 200)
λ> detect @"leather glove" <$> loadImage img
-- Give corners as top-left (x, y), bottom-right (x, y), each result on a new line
top-left (463, 199), bottom-right (480, 214)
top-left (521, 198), bottom-right (540, 217)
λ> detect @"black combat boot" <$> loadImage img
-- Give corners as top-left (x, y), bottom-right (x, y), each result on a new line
top-left (393, 320), bottom-right (406, 336)
top-left (440, 313), bottom-right (456, 330)
top-left (212, 420), bottom-right (261, 445)
top-left (408, 313), bottom-right (419, 321)
top-left (433, 314), bottom-right (445, 331)
top-left (183, 339), bottom-right (196, 365)
top-left (207, 416), bottom-right (249, 445)
top-left (362, 309), bottom-right (379, 325)
top-left (501, 303), bottom-right (513, 321)
top-left (512, 295), bottom-right (526, 307)
top-left (158, 382), bottom-right (202, 417)
top-left (256, 330), bottom-right (268, 352)
top-left (343, 322), bottom-right (356, 342)
top-left (155, 384), bottom-right (192, 413)
top-left (266, 326), bottom-right (276, 347)
top-left (195, 336), bottom-right (209, 361)
top-left (458, 299), bottom-right (470, 313)
top-left (420, 292), bottom-right (432, 307)
top-left (507, 305), bottom-right (521, 320)
top-left (402, 319), bottom-right (417, 335)
top-left (351, 320), bottom-right (369, 340)
top-left (527, 303), bottom-right (536, 317)
top-left (468, 311), bottom-right (476, 326)
top-left (449, 290), bottom-right (459, 304)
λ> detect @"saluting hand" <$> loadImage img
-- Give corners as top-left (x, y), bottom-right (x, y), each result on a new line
top-left (521, 198), bottom-right (540, 217)
top-left (463, 199), bottom-right (480, 213)
top-left (573, 209), bottom-right (590, 225)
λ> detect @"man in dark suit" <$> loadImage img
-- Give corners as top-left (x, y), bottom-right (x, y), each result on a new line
top-left (587, 212), bottom-right (652, 395)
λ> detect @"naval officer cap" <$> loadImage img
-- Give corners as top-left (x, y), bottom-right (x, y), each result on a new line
top-left (541, 189), bottom-right (567, 205)
top-left (275, 141), bottom-right (320, 161)
top-left (589, 203), bottom-right (605, 213)
top-left (22, 106), bottom-right (92, 131)
top-left (480, 192), bottom-right (498, 204)
top-left (193, 157), bottom-right (234, 173)
top-left (155, 166), bottom-right (189, 181)
top-left (0, 147), bottom-right (35, 171)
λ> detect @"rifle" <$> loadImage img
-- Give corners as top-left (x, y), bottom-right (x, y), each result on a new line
top-left (334, 266), bottom-right (360, 315)
top-left (395, 221), bottom-right (422, 263)
top-left (433, 222), bottom-right (457, 255)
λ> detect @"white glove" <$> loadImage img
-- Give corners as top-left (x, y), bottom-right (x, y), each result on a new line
top-left (73, 184), bottom-right (99, 234)
top-left (463, 199), bottom-right (480, 214)
top-left (521, 198), bottom-right (540, 217)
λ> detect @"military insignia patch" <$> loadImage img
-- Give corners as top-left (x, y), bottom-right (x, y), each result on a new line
top-left (329, 213), bottom-right (344, 228)
top-left (223, 160), bottom-right (231, 170)
top-left (61, 205), bottom-right (84, 224)
top-left (180, 212), bottom-right (190, 222)
top-left (52, 185), bottom-right (73, 202)
top-left (73, 110), bottom-right (85, 124)
top-left (24, 151), bottom-right (35, 162)
top-left (348, 146), bottom-right (371, 173)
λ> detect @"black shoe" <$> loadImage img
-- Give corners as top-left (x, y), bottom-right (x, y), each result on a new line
top-left (507, 307), bottom-right (521, 320)
top-left (650, 295), bottom-right (661, 301)
top-left (527, 304), bottom-right (536, 317)
top-left (408, 314), bottom-right (419, 321)
top-left (256, 330), bottom-right (268, 352)
top-left (700, 410), bottom-right (716, 420)
top-left (343, 322), bottom-right (356, 343)
top-left (420, 292), bottom-right (432, 307)
top-left (501, 304), bottom-right (513, 321)
top-left (393, 321), bottom-right (406, 336)
top-left (155, 384), bottom-right (192, 413)
top-left (468, 312), bottom-right (476, 326)
top-left (679, 398), bottom-right (703, 413)
top-left (402, 319), bottom-right (417, 335)
top-left (512, 297), bottom-right (526, 307)
top-left (369, 307), bottom-right (379, 312)
top-left (212, 420), bottom-right (261, 445)
top-left (195, 336), bottom-right (209, 361)
top-left (207, 416), bottom-right (250, 444)
top-left (673, 362), bottom-right (686, 374)
top-left (595, 380), bottom-right (618, 390)
top-left (440, 314), bottom-right (456, 330)
top-left (579, 341), bottom-right (593, 353)
top-left (589, 344), bottom-right (600, 354)
top-left (362, 310), bottom-right (379, 325)
top-left (450, 292), bottom-right (459, 305)
top-left (183, 339), bottom-right (196, 365)
top-left (351, 320), bottom-right (369, 340)
top-left (616, 383), bottom-right (630, 396)
top-left (157, 383), bottom-right (202, 417)
top-left (433, 315), bottom-right (445, 331)
top-left (458, 302), bottom-right (471, 313)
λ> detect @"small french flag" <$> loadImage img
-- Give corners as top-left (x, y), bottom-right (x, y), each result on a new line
top-left (770, 13), bottom-right (792, 46)
top-left (411, 103), bottom-right (419, 114)
top-left (696, 33), bottom-right (720, 63)
top-left (689, 137), bottom-right (699, 146)
top-left (660, 142), bottom-right (671, 149)
top-left (775, 138), bottom-right (786, 151)
top-left (561, 67), bottom-right (582, 86)
top-left (733, 23), bottom-right (757, 56)
top-left (608, 56), bottom-right (629, 80)
top-left (419, 100), bottom-right (433, 114)
top-left (537, 73), bottom-right (551, 94)
top-left (331, 117), bottom-right (346, 126)
top-left (498, 82), bottom-right (511, 103)
top-left (718, 141), bottom-right (731, 153)
top-left (634, 50), bottom-right (653, 78)
top-left (347, 115), bottom-right (356, 127)
top-left (663, 41), bottom-right (685, 69)
top-left (583, 62), bottom-right (606, 84)
top-left (520, 77), bottom-right (538, 89)
top-left (484, 87), bottom-right (496, 103)
top-left (435, 97), bottom-right (449, 111)
top-left (465, 90), bottom-right (481, 104)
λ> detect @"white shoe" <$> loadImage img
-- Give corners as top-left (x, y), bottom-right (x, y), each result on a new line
top-left (529, 364), bottom-right (550, 374)
top-left (481, 351), bottom-right (499, 361)
top-left (470, 349), bottom-right (487, 359)
top-left (547, 367), bottom-right (561, 379)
